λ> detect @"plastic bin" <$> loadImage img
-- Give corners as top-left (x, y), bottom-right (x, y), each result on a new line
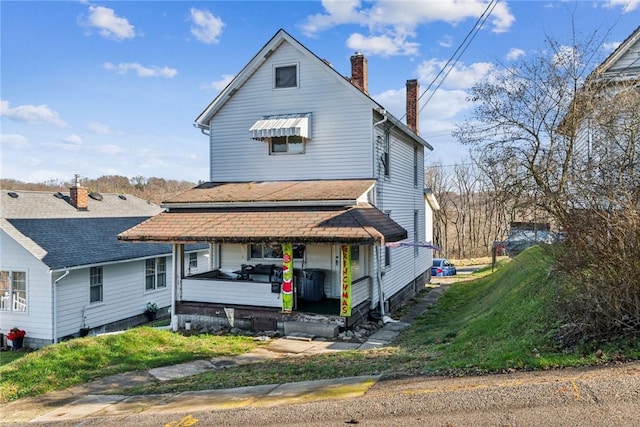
top-left (302, 269), bottom-right (325, 301)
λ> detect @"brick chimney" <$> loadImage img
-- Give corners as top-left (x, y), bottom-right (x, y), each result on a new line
top-left (69, 174), bottom-right (88, 210)
top-left (350, 52), bottom-right (368, 94)
top-left (406, 79), bottom-right (419, 134)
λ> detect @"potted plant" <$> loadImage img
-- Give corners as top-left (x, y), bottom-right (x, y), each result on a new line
top-left (7, 327), bottom-right (26, 351)
top-left (144, 302), bottom-right (158, 321)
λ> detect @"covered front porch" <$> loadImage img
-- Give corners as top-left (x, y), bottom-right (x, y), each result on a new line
top-left (118, 179), bottom-right (408, 337)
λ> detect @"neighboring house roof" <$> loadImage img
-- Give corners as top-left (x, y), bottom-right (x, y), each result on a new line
top-left (119, 179), bottom-right (407, 245)
top-left (1, 190), bottom-right (162, 218)
top-left (194, 28), bottom-right (432, 151)
top-left (1, 190), bottom-right (204, 270)
top-left (162, 179), bottom-right (376, 206)
top-left (118, 205), bottom-right (406, 245)
top-left (6, 217), bottom-right (179, 270)
top-left (590, 25), bottom-right (640, 81)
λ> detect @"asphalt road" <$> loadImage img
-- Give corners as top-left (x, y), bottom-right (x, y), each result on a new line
top-left (48, 360), bottom-right (640, 427)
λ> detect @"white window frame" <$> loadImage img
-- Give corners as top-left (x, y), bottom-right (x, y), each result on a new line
top-left (274, 63), bottom-right (299, 89)
top-left (250, 243), bottom-right (305, 261)
top-left (189, 253), bottom-right (198, 270)
top-left (145, 257), bottom-right (167, 291)
top-left (269, 135), bottom-right (305, 155)
top-left (0, 270), bottom-right (27, 312)
top-left (89, 266), bottom-right (103, 304)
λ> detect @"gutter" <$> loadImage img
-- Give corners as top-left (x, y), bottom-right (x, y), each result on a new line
top-left (162, 199), bottom-right (360, 210)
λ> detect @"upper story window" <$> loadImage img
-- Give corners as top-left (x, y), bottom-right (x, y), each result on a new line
top-left (270, 135), bottom-right (305, 154)
top-left (383, 131), bottom-right (390, 178)
top-left (275, 64), bottom-right (298, 89)
top-left (0, 270), bottom-right (27, 312)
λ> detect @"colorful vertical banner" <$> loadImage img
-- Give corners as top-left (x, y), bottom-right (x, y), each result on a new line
top-left (340, 245), bottom-right (352, 317)
top-left (281, 243), bottom-right (294, 313)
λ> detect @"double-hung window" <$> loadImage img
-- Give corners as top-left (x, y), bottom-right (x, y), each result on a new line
top-left (146, 257), bottom-right (167, 291)
top-left (269, 135), bottom-right (305, 154)
top-left (189, 253), bottom-right (198, 270)
top-left (0, 270), bottom-right (27, 312)
top-left (90, 267), bottom-right (103, 303)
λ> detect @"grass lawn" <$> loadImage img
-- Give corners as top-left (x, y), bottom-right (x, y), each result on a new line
top-left (2, 246), bottom-right (639, 403)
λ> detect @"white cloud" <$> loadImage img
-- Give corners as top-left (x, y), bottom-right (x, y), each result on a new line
top-left (189, 8), bottom-right (225, 44)
top-left (603, 41), bottom-right (622, 52)
top-left (82, 5), bottom-right (135, 40)
top-left (417, 60), bottom-right (494, 90)
top-left (104, 62), bottom-right (178, 78)
top-left (87, 121), bottom-right (113, 135)
top-left (603, 0), bottom-right (640, 12)
top-left (506, 48), bottom-right (525, 61)
top-left (0, 134), bottom-right (30, 149)
top-left (301, 0), bottom-right (516, 56)
top-left (95, 144), bottom-right (125, 155)
top-left (438, 35), bottom-right (454, 48)
top-left (202, 74), bottom-right (235, 91)
top-left (347, 32), bottom-right (419, 56)
top-left (0, 99), bottom-right (67, 127)
top-left (63, 134), bottom-right (83, 145)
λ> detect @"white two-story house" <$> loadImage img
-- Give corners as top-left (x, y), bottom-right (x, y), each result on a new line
top-left (1, 180), bottom-right (209, 348)
top-left (119, 29), bottom-right (438, 337)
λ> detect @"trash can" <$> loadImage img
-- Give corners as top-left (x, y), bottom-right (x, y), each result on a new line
top-left (302, 269), bottom-right (325, 301)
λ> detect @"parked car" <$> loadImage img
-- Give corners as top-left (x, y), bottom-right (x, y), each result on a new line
top-left (432, 258), bottom-right (457, 276)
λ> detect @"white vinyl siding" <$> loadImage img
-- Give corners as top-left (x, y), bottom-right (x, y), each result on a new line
top-left (208, 41), bottom-right (374, 182)
top-left (0, 230), bottom-right (52, 342)
top-left (56, 259), bottom-right (173, 339)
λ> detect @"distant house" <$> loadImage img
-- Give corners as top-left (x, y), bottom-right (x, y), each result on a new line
top-left (0, 180), bottom-right (209, 348)
top-left (563, 25), bottom-right (640, 168)
top-left (119, 29), bottom-right (438, 337)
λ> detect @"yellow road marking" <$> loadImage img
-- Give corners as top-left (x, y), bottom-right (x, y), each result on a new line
top-left (165, 414), bottom-right (199, 427)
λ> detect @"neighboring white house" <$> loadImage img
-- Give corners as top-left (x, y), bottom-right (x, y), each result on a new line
top-left (119, 29), bottom-right (438, 336)
top-left (0, 181), bottom-right (209, 348)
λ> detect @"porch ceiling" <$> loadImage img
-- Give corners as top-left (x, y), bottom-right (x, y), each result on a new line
top-left (118, 204), bottom-right (407, 245)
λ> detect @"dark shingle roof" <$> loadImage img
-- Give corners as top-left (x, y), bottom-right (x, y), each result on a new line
top-left (7, 217), bottom-right (185, 269)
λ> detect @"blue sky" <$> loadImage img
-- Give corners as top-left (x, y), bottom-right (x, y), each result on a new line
top-left (1, 1), bottom-right (639, 184)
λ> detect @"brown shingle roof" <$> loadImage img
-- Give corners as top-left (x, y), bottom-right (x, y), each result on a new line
top-left (163, 179), bottom-right (376, 205)
top-left (118, 204), bottom-right (406, 245)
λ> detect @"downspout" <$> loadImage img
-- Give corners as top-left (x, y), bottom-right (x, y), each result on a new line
top-left (53, 270), bottom-right (70, 344)
top-left (373, 109), bottom-right (388, 318)
top-left (375, 244), bottom-right (385, 317)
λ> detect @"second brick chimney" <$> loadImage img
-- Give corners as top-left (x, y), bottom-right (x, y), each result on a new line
top-left (69, 174), bottom-right (88, 210)
top-left (350, 52), bottom-right (368, 94)
top-left (406, 79), bottom-right (419, 135)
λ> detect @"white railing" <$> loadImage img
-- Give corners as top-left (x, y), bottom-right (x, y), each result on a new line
top-left (182, 277), bottom-right (282, 308)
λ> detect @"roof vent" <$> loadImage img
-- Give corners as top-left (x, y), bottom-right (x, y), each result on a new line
top-left (118, 194), bottom-right (127, 200)
top-left (89, 192), bottom-right (103, 201)
top-left (54, 192), bottom-right (64, 199)
top-left (8, 192), bottom-right (19, 198)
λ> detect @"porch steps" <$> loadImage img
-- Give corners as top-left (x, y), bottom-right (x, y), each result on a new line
top-left (284, 321), bottom-right (339, 339)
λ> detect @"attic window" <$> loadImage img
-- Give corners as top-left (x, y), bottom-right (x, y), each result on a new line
top-left (7, 192), bottom-right (18, 199)
top-left (274, 64), bottom-right (298, 89)
top-left (89, 192), bottom-right (103, 201)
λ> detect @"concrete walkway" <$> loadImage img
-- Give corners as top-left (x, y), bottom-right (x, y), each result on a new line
top-left (1, 283), bottom-right (450, 424)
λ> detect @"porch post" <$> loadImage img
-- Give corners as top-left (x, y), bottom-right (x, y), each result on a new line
top-left (171, 243), bottom-right (184, 331)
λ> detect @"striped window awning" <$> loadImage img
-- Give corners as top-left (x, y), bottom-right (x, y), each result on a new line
top-left (249, 113), bottom-right (311, 140)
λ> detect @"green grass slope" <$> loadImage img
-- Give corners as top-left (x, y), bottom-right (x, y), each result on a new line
top-left (399, 246), bottom-right (570, 373)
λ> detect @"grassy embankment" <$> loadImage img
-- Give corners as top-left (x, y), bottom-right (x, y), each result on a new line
top-left (2, 246), bottom-right (638, 402)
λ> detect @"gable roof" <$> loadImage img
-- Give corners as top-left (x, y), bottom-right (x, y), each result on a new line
top-left (591, 25), bottom-right (640, 81)
top-left (1, 190), bottom-right (204, 270)
top-left (194, 28), bottom-right (432, 150)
